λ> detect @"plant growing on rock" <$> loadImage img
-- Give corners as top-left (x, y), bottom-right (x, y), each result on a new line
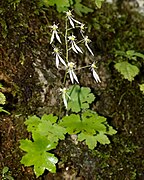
top-left (114, 50), bottom-right (144, 81)
top-left (20, 10), bottom-right (117, 177)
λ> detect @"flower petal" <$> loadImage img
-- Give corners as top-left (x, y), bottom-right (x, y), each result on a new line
top-left (55, 31), bottom-right (61, 43)
top-left (56, 54), bottom-right (59, 68)
top-left (62, 94), bottom-right (67, 109)
top-left (68, 17), bottom-right (75, 28)
top-left (71, 17), bottom-right (82, 25)
top-left (50, 31), bottom-right (55, 44)
top-left (85, 43), bottom-right (94, 56)
top-left (92, 69), bottom-right (101, 83)
top-left (71, 42), bottom-right (78, 53)
top-left (72, 71), bottom-right (79, 83)
top-left (58, 54), bottom-right (67, 67)
top-left (74, 42), bottom-right (83, 53)
top-left (69, 70), bottom-right (74, 83)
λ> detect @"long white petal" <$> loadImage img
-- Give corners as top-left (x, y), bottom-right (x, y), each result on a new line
top-left (72, 42), bottom-right (78, 53)
top-left (72, 70), bottom-right (79, 83)
top-left (55, 31), bottom-right (61, 43)
top-left (62, 94), bottom-right (67, 109)
top-left (74, 42), bottom-right (83, 53)
top-left (69, 70), bottom-right (74, 83)
top-left (56, 54), bottom-right (59, 68)
top-left (71, 17), bottom-right (82, 25)
top-left (50, 31), bottom-right (55, 44)
top-left (92, 69), bottom-right (101, 83)
top-left (68, 17), bottom-right (75, 28)
top-left (85, 43), bottom-right (94, 56)
top-left (58, 54), bottom-right (67, 67)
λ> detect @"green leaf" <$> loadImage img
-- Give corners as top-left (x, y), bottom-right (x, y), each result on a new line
top-left (106, 126), bottom-right (117, 135)
top-left (95, 132), bottom-right (110, 144)
top-left (41, 114), bottom-right (58, 123)
top-left (78, 133), bottom-right (97, 149)
top-left (25, 114), bottom-right (65, 143)
top-left (133, 52), bottom-right (144, 59)
top-left (59, 110), bottom-right (117, 149)
top-left (114, 61), bottom-right (139, 81)
top-left (115, 50), bottom-right (144, 60)
top-left (35, 120), bottom-right (67, 142)
top-left (25, 115), bottom-right (41, 132)
top-left (20, 137), bottom-right (58, 177)
top-left (0, 92), bottom-right (6, 105)
top-left (59, 114), bottom-right (82, 134)
top-left (82, 110), bottom-right (106, 132)
top-left (95, 0), bottom-right (104, 8)
top-left (74, 0), bottom-right (93, 17)
top-left (2, 166), bottom-right (9, 175)
top-left (139, 84), bottom-right (144, 94)
top-left (39, 0), bottom-right (71, 12)
top-left (67, 85), bottom-right (95, 113)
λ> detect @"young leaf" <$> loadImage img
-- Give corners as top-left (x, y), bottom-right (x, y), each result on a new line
top-left (74, 0), bottom-right (93, 16)
top-left (20, 137), bottom-right (58, 177)
top-left (114, 61), bottom-right (139, 81)
top-left (67, 85), bottom-right (95, 113)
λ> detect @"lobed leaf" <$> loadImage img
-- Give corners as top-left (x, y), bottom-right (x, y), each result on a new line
top-left (74, 0), bottom-right (93, 16)
top-left (78, 133), bottom-right (98, 149)
top-left (67, 85), bottom-right (95, 113)
top-left (39, 0), bottom-right (71, 12)
top-left (41, 114), bottom-right (58, 123)
top-left (59, 110), bottom-right (117, 149)
top-left (20, 137), bottom-right (58, 177)
top-left (114, 61), bottom-right (139, 81)
top-left (35, 120), bottom-right (67, 142)
top-left (25, 115), bottom-right (41, 132)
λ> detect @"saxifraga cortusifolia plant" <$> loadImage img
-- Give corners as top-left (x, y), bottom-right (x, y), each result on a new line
top-left (19, 10), bottom-right (117, 178)
top-left (49, 10), bottom-right (101, 110)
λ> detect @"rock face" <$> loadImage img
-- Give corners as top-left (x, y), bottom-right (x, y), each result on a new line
top-left (106, 0), bottom-right (144, 14)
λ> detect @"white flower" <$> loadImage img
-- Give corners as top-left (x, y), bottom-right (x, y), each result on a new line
top-left (53, 47), bottom-right (67, 68)
top-left (66, 10), bottom-right (82, 28)
top-left (80, 23), bottom-right (85, 33)
top-left (68, 62), bottom-right (79, 84)
top-left (68, 35), bottom-right (83, 54)
top-left (84, 36), bottom-right (94, 56)
top-left (90, 63), bottom-right (101, 83)
top-left (60, 87), bottom-right (70, 109)
top-left (50, 23), bottom-right (61, 44)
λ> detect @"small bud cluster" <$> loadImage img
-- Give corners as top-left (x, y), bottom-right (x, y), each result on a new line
top-left (49, 10), bottom-right (101, 109)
